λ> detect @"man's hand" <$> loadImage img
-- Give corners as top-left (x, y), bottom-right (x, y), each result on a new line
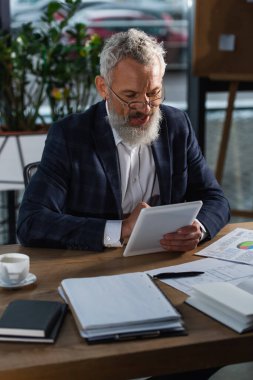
top-left (160, 220), bottom-right (202, 252)
top-left (121, 202), bottom-right (150, 241)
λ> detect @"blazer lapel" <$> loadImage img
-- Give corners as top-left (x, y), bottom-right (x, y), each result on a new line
top-left (92, 102), bottom-right (122, 216)
top-left (151, 121), bottom-right (172, 204)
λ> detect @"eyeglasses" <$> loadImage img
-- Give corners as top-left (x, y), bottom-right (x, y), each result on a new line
top-left (108, 86), bottom-right (164, 110)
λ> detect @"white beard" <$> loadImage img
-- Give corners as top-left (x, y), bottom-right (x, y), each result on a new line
top-left (107, 106), bottom-right (162, 146)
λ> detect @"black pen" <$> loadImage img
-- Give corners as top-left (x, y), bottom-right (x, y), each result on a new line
top-left (152, 271), bottom-right (204, 279)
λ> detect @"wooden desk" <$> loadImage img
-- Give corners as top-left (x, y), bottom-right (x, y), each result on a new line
top-left (1, 222), bottom-right (253, 380)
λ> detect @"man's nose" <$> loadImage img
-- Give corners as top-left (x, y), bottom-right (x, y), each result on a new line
top-left (138, 100), bottom-right (152, 111)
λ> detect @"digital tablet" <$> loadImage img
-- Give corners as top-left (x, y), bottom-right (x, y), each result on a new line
top-left (123, 200), bottom-right (203, 257)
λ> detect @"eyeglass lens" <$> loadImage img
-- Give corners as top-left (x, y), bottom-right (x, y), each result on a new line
top-left (128, 99), bottom-right (162, 110)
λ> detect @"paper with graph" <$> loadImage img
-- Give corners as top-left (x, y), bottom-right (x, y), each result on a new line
top-left (195, 228), bottom-right (253, 265)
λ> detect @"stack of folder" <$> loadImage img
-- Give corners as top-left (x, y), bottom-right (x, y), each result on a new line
top-left (186, 281), bottom-right (253, 333)
top-left (59, 272), bottom-right (185, 342)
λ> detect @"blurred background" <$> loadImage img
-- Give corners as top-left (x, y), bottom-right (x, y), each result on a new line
top-left (0, 0), bottom-right (253, 243)
top-left (10, 0), bottom-right (188, 70)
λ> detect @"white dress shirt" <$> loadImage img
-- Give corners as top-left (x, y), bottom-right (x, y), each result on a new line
top-left (103, 126), bottom-right (159, 247)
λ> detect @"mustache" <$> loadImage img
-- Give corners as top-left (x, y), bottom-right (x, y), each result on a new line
top-left (107, 106), bottom-right (161, 146)
top-left (129, 111), bottom-right (153, 118)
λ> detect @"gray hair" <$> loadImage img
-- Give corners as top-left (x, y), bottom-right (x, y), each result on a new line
top-left (99, 28), bottom-right (166, 83)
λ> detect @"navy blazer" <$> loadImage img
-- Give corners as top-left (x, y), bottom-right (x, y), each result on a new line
top-left (17, 101), bottom-right (230, 251)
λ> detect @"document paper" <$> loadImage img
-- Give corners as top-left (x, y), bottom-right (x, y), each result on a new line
top-left (195, 228), bottom-right (253, 265)
top-left (146, 258), bottom-right (253, 296)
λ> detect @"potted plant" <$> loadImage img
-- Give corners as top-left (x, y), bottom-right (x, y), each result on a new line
top-left (0, 0), bottom-right (102, 132)
top-left (40, 0), bottom-right (102, 122)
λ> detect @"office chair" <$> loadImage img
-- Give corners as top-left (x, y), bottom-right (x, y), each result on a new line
top-left (23, 161), bottom-right (40, 188)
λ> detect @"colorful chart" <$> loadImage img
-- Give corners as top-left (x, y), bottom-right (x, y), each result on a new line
top-left (237, 241), bottom-right (253, 250)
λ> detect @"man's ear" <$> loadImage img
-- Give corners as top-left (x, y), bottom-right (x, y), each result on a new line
top-left (95, 76), bottom-right (108, 100)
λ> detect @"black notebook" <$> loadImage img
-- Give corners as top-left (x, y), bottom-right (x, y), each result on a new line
top-left (0, 300), bottom-right (67, 343)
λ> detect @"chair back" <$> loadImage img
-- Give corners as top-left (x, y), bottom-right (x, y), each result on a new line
top-left (23, 162), bottom-right (40, 187)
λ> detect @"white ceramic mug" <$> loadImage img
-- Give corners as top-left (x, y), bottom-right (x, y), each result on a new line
top-left (0, 253), bottom-right (30, 285)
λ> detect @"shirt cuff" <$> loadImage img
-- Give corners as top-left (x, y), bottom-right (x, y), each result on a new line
top-left (103, 220), bottom-right (123, 247)
top-left (195, 219), bottom-right (208, 242)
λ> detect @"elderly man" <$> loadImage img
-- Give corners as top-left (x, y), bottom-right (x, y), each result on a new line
top-left (17, 28), bottom-right (230, 251)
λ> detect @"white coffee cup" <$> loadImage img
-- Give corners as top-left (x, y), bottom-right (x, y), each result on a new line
top-left (0, 253), bottom-right (30, 285)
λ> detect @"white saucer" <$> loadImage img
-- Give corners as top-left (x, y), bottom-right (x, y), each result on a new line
top-left (0, 273), bottom-right (37, 289)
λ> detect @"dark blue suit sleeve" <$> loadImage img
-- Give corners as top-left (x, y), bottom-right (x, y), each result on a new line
top-left (17, 119), bottom-right (106, 251)
top-left (154, 106), bottom-right (230, 239)
top-left (182, 111), bottom-right (230, 238)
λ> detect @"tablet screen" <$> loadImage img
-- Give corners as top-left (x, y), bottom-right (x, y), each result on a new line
top-left (123, 201), bottom-right (203, 257)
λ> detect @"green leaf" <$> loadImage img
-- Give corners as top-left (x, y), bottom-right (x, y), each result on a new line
top-left (0, 0), bottom-right (102, 131)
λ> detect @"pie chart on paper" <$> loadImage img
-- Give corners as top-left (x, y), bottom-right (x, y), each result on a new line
top-left (237, 241), bottom-right (253, 250)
